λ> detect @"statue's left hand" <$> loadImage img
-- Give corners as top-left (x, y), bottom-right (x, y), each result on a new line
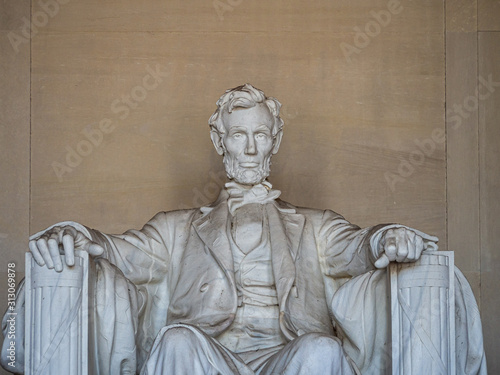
top-left (374, 228), bottom-right (427, 268)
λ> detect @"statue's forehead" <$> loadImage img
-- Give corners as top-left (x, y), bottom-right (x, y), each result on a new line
top-left (221, 104), bottom-right (274, 129)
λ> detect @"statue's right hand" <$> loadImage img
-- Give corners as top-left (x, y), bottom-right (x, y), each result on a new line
top-left (28, 226), bottom-right (104, 272)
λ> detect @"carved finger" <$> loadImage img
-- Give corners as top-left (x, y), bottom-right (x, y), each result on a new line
top-left (395, 236), bottom-right (408, 262)
top-left (36, 238), bottom-right (55, 269)
top-left (48, 231), bottom-right (60, 242)
top-left (423, 238), bottom-right (439, 251)
top-left (29, 239), bottom-right (46, 266)
top-left (406, 233), bottom-right (416, 261)
top-left (415, 235), bottom-right (424, 260)
top-left (384, 236), bottom-right (397, 261)
top-left (62, 234), bottom-right (75, 266)
top-left (87, 243), bottom-right (104, 257)
top-left (374, 253), bottom-right (390, 269)
top-left (396, 227), bottom-right (407, 240)
top-left (48, 238), bottom-right (63, 272)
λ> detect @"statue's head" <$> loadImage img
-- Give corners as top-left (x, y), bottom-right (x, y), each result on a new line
top-left (209, 84), bottom-right (284, 185)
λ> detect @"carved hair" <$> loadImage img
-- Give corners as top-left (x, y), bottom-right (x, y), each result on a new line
top-left (208, 83), bottom-right (284, 136)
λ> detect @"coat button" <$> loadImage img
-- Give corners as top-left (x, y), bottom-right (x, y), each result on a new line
top-left (200, 283), bottom-right (209, 292)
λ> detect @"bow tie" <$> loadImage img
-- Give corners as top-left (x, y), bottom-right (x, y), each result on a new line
top-left (225, 181), bottom-right (281, 215)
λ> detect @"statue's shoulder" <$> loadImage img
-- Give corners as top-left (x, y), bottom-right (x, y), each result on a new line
top-left (276, 199), bottom-right (340, 218)
top-left (147, 207), bottom-right (201, 226)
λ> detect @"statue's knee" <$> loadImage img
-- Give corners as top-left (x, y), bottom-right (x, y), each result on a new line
top-left (296, 333), bottom-right (344, 358)
top-left (156, 325), bottom-right (200, 351)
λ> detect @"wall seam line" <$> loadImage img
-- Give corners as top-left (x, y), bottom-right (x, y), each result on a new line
top-left (29, 0), bottom-right (32, 238)
top-left (444, 0), bottom-right (448, 255)
top-left (476, 7), bottom-right (481, 312)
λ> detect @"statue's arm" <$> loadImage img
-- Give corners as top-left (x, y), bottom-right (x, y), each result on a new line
top-left (317, 209), bottom-right (388, 278)
top-left (27, 210), bottom-right (182, 285)
top-left (317, 210), bottom-right (438, 278)
top-left (93, 212), bottom-right (174, 285)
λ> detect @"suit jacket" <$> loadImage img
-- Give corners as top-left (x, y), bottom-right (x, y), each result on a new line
top-left (83, 189), bottom-right (388, 364)
top-left (6, 191), bottom-right (486, 375)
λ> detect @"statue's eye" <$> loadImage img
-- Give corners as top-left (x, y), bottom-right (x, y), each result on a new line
top-left (255, 133), bottom-right (268, 140)
top-left (232, 133), bottom-right (243, 139)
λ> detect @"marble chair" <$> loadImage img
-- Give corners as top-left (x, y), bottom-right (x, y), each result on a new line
top-left (22, 250), bottom-right (456, 375)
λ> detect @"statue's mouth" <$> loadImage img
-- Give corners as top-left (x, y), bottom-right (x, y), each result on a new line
top-left (239, 162), bottom-right (259, 168)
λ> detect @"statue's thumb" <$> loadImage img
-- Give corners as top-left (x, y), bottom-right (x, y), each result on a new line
top-left (74, 232), bottom-right (104, 256)
top-left (87, 242), bottom-right (104, 256)
top-left (374, 253), bottom-right (390, 269)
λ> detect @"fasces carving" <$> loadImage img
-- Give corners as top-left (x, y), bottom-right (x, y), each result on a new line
top-left (390, 251), bottom-right (455, 375)
top-left (24, 251), bottom-right (90, 375)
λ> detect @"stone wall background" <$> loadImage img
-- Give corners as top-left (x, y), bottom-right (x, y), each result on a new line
top-left (1, 0), bottom-right (498, 373)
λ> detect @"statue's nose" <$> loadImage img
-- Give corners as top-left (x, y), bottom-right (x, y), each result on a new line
top-left (245, 136), bottom-right (257, 155)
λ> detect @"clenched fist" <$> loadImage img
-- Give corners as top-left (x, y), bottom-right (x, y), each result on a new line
top-left (374, 227), bottom-right (436, 269)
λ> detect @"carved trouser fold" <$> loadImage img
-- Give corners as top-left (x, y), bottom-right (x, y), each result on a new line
top-left (140, 324), bottom-right (358, 375)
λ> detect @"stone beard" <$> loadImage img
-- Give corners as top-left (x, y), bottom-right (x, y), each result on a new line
top-left (223, 150), bottom-right (272, 185)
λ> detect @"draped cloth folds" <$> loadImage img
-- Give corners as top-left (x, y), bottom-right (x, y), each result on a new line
top-left (331, 268), bottom-right (487, 375)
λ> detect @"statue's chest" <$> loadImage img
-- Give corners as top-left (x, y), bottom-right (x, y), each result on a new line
top-left (230, 204), bottom-right (265, 254)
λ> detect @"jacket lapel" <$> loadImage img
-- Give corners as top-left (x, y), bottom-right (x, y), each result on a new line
top-left (280, 210), bottom-right (305, 260)
top-left (192, 197), bottom-right (234, 274)
top-left (266, 203), bottom-right (306, 340)
top-left (192, 193), bottom-right (306, 274)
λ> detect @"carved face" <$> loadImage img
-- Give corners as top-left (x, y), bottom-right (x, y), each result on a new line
top-left (219, 103), bottom-right (278, 185)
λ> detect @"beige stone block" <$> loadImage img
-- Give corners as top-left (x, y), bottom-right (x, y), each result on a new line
top-left (445, 32), bottom-right (480, 298)
top-left (446, 0), bottom-right (477, 32)
top-left (0, 0), bottom-right (31, 31)
top-left (33, 0), bottom-right (443, 34)
top-left (478, 0), bottom-right (500, 31)
top-left (479, 31), bottom-right (500, 374)
top-left (29, 16), bottom-right (445, 239)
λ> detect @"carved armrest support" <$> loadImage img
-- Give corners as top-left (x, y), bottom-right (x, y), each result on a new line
top-left (25, 251), bottom-right (95, 375)
top-left (389, 251), bottom-right (455, 375)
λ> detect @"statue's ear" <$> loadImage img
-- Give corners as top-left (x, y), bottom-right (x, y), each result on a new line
top-left (272, 129), bottom-right (283, 154)
top-left (210, 129), bottom-right (225, 155)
